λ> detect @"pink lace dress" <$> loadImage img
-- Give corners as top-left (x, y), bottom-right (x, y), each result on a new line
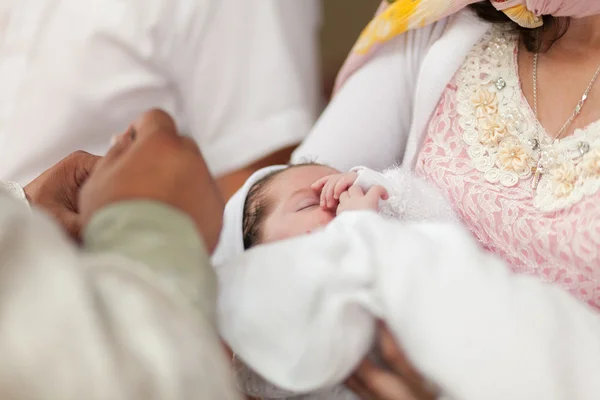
top-left (415, 25), bottom-right (600, 309)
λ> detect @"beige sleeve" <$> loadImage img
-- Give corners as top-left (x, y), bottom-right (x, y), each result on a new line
top-left (0, 194), bottom-right (239, 400)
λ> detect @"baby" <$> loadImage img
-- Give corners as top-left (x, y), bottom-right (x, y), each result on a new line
top-left (212, 163), bottom-right (457, 400)
top-left (239, 163), bottom-right (457, 251)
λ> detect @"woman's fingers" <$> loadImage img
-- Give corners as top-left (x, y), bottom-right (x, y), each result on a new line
top-left (345, 376), bottom-right (377, 400)
top-left (378, 325), bottom-right (438, 399)
top-left (352, 359), bottom-right (419, 400)
top-left (379, 325), bottom-right (422, 385)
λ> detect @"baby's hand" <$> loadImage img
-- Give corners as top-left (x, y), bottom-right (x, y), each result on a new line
top-left (336, 185), bottom-right (388, 215)
top-left (312, 172), bottom-right (359, 210)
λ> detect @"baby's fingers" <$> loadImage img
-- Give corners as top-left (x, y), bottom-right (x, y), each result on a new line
top-left (312, 175), bottom-right (333, 191)
top-left (366, 186), bottom-right (389, 201)
top-left (325, 179), bottom-right (339, 209)
top-left (333, 176), bottom-right (357, 200)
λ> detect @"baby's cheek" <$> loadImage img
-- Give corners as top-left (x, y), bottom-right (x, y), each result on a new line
top-left (319, 213), bottom-right (335, 226)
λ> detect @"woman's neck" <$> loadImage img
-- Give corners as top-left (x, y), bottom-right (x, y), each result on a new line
top-left (550, 15), bottom-right (600, 53)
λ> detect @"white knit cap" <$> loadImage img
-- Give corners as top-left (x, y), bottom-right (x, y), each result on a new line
top-left (212, 165), bottom-right (287, 267)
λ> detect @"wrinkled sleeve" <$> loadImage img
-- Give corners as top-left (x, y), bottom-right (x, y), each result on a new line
top-left (292, 20), bottom-right (447, 172)
top-left (218, 212), bottom-right (600, 400)
top-left (0, 194), bottom-right (239, 400)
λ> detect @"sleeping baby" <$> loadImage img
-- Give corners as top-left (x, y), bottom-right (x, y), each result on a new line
top-left (214, 163), bottom-right (457, 260)
top-left (212, 162), bottom-right (457, 400)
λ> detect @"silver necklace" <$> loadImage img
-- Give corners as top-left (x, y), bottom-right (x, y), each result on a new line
top-left (531, 53), bottom-right (600, 190)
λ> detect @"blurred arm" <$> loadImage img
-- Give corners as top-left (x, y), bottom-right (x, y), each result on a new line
top-left (0, 194), bottom-right (239, 400)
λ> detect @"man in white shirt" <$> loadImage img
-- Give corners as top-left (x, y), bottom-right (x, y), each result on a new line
top-left (0, 0), bottom-right (321, 199)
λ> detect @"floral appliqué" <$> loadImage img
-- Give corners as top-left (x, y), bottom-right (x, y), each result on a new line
top-left (456, 26), bottom-right (600, 212)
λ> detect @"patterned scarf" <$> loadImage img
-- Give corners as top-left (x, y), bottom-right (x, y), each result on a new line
top-left (335, 0), bottom-right (600, 92)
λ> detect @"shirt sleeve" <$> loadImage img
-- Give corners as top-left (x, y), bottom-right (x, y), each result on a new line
top-left (218, 212), bottom-right (600, 400)
top-left (291, 20), bottom-right (447, 173)
top-left (0, 181), bottom-right (29, 206)
top-left (166, 0), bottom-right (321, 177)
top-left (0, 194), bottom-right (239, 400)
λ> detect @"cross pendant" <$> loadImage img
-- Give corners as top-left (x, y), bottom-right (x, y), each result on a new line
top-left (531, 160), bottom-right (544, 190)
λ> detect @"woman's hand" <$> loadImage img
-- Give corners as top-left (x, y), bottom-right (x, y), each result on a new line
top-left (346, 325), bottom-right (438, 400)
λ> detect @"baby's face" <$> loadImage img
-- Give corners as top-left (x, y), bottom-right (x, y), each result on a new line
top-left (261, 165), bottom-right (340, 244)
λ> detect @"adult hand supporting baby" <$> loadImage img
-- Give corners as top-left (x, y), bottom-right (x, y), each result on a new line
top-left (24, 150), bottom-right (101, 240)
top-left (79, 109), bottom-right (225, 252)
top-left (346, 324), bottom-right (437, 400)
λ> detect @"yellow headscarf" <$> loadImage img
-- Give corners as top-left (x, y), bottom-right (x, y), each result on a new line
top-left (355, 0), bottom-right (542, 55)
top-left (334, 0), bottom-right (545, 92)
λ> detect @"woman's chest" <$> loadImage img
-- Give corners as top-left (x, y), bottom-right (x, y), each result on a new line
top-left (414, 28), bottom-right (600, 308)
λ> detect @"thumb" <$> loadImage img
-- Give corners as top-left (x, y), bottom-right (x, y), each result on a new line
top-left (73, 152), bottom-right (101, 193)
top-left (133, 109), bottom-right (178, 141)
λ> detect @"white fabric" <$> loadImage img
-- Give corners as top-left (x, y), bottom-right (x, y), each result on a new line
top-left (0, 0), bottom-right (321, 184)
top-left (218, 211), bottom-right (600, 400)
top-left (353, 167), bottom-right (458, 222)
top-left (214, 165), bottom-right (457, 399)
top-left (292, 10), bottom-right (490, 172)
top-left (0, 192), bottom-right (239, 400)
top-left (0, 181), bottom-right (29, 207)
top-left (212, 165), bottom-right (286, 267)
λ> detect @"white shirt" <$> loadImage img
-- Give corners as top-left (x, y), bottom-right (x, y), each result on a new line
top-left (0, 0), bottom-right (321, 184)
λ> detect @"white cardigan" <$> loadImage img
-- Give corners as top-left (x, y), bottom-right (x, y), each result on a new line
top-left (292, 10), bottom-right (490, 171)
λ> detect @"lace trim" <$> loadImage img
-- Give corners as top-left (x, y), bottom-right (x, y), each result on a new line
top-left (455, 26), bottom-right (600, 212)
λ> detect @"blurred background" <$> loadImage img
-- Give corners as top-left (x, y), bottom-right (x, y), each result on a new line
top-left (319, 0), bottom-right (379, 98)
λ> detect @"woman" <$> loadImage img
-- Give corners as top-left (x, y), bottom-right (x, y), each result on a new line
top-left (289, 0), bottom-right (600, 398)
top-left (294, 0), bottom-right (600, 307)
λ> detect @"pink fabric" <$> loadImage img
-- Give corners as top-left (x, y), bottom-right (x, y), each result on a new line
top-left (414, 76), bottom-right (600, 310)
top-left (523, 0), bottom-right (600, 17)
top-left (334, 0), bottom-right (600, 93)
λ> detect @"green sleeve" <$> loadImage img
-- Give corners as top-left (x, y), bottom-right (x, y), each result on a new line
top-left (83, 201), bottom-right (217, 320)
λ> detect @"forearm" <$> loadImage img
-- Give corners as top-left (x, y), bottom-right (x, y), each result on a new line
top-left (83, 200), bottom-right (217, 318)
top-left (0, 194), bottom-right (238, 399)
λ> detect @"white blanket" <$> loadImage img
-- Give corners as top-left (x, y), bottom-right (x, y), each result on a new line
top-left (218, 212), bottom-right (600, 400)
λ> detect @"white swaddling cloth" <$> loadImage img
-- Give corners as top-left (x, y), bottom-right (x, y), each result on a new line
top-left (212, 166), bottom-right (459, 399)
top-left (214, 168), bottom-right (600, 400)
top-left (218, 212), bottom-right (600, 400)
